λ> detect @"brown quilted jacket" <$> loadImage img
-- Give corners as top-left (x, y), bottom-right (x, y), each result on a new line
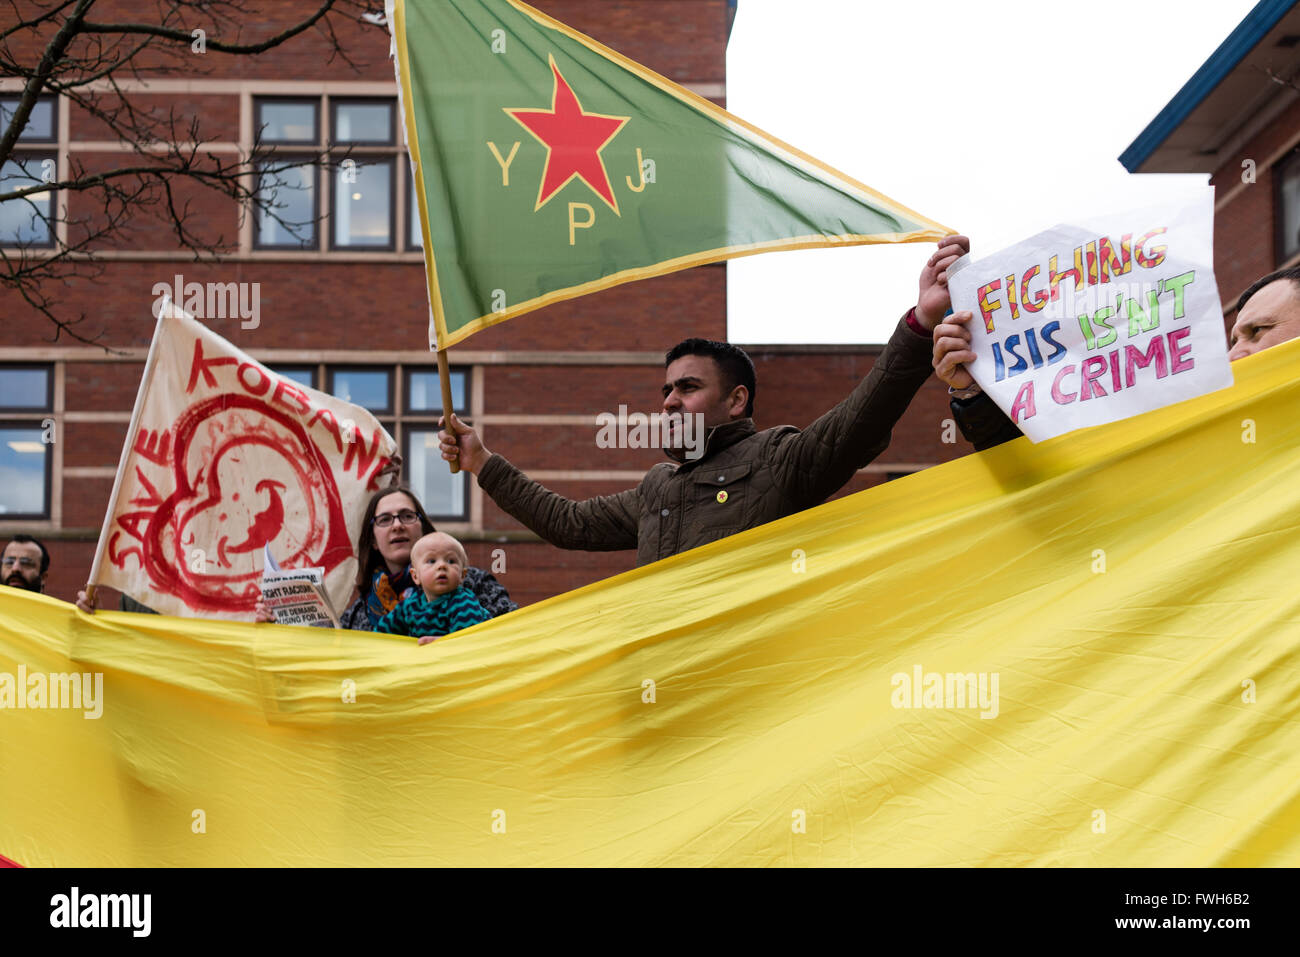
top-left (477, 314), bottom-right (933, 566)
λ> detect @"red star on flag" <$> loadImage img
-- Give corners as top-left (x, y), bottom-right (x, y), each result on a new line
top-left (506, 55), bottom-right (630, 215)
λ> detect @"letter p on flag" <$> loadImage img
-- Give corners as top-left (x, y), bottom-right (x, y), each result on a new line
top-left (385, 0), bottom-right (950, 352)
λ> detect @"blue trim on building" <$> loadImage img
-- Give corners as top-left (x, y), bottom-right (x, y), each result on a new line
top-left (1119, 0), bottom-right (1297, 173)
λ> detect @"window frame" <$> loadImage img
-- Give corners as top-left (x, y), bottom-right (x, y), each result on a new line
top-left (329, 98), bottom-right (396, 147)
top-left (254, 97), bottom-right (320, 146)
top-left (327, 366), bottom-right (394, 415)
top-left (0, 363), bottom-right (54, 413)
top-left (253, 156), bottom-right (320, 250)
top-left (400, 364), bottom-right (469, 523)
top-left (329, 154), bottom-right (397, 251)
top-left (247, 94), bottom-right (423, 255)
top-left (0, 363), bottom-right (55, 521)
top-left (404, 366), bottom-right (467, 415)
top-left (1274, 145), bottom-right (1300, 267)
top-left (1, 93), bottom-right (60, 247)
top-left (402, 424), bottom-right (469, 523)
top-left (408, 162), bottom-right (423, 250)
top-left (317, 362), bottom-right (471, 523)
top-left (268, 365), bottom-right (319, 391)
top-left (0, 420), bottom-right (53, 520)
top-left (0, 94), bottom-right (58, 144)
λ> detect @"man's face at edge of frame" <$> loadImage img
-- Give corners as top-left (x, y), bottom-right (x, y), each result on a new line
top-left (1228, 279), bottom-right (1300, 362)
top-left (2, 540), bottom-right (45, 593)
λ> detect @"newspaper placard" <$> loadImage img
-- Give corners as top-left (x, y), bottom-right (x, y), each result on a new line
top-left (947, 189), bottom-right (1234, 442)
top-left (260, 546), bottom-right (339, 628)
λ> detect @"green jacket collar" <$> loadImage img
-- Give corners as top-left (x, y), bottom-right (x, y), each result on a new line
top-left (666, 417), bottom-right (755, 469)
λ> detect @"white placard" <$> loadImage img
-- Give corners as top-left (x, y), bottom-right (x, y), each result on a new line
top-left (947, 190), bottom-right (1233, 442)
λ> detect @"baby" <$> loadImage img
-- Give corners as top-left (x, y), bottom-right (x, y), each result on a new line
top-left (374, 532), bottom-right (490, 644)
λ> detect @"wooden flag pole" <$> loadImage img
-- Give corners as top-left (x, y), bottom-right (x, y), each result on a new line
top-left (438, 347), bottom-right (460, 474)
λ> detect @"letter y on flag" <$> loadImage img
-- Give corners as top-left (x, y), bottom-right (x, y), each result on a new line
top-left (386, 0), bottom-right (953, 349)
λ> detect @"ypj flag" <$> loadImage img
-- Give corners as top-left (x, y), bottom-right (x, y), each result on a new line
top-left (387, 0), bottom-right (953, 349)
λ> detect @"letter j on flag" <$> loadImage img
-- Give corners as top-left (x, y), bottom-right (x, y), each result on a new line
top-left (386, 0), bottom-right (952, 349)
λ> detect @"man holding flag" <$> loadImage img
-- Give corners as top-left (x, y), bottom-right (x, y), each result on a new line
top-left (399, 0), bottom-right (964, 563)
top-left (440, 235), bottom-right (968, 566)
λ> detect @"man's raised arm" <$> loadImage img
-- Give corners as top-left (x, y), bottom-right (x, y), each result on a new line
top-left (439, 415), bottom-right (640, 552)
top-left (774, 235), bottom-right (970, 503)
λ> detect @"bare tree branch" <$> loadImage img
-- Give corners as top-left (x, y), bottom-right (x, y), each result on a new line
top-left (78, 1), bottom-right (336, 56)
top-left (0, 0), bottom-right (378, 347)
top-left (1264, 66), bottom-right (1300, 96)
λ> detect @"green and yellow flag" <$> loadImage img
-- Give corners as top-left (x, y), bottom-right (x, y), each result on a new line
top-left (388, 0), bottom-right (952, 349)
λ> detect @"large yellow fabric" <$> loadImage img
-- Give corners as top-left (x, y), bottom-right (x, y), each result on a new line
top-left (3, 340), bottom-right (1298, 866)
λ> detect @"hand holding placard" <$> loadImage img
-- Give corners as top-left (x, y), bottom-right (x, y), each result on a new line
top-left (945, 190), bottom-right (1232, 442)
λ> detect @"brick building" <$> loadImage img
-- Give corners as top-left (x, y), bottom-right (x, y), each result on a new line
top-left (1, 0), bottom-right (966, 610)
top-left (1121, 0), bottom-right (1300, 329)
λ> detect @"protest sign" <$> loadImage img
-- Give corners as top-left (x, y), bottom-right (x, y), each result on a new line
top-left (947, 190), bottom-right (1233, 442)
top-left (260, 546), bottom-right (339, 628)
top-left (88, 304), bottom-right (396, 620)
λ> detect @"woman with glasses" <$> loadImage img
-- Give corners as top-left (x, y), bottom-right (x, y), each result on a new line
top-left (256, 483), bottom-right (516, 628)
top-left (344, 482), bottom-right (515, 629)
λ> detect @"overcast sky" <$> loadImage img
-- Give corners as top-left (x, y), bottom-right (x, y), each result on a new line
top-left (726, 0), bottom-right (1261, 343)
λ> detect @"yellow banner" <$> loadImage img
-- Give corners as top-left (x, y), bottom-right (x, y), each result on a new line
top-left (3, 340), bottom-right (1298, 866)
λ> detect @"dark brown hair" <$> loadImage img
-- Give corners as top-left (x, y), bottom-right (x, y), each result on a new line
top-left (354, 484), bottom-right (436, 595)
top-left (665, 337), bottom-right (756, 417)
top-left (1236, 265), bottom-right (1300, 314)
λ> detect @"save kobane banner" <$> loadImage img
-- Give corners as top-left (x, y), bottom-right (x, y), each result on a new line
top-left (6, 339), bottom-right (1298, 866)
top-left (88, 307), bottom-right (396, 620)
top-left (386, 0), bottom-right (953, 350)
top-left (946, 190), bottom-right (1233, 442)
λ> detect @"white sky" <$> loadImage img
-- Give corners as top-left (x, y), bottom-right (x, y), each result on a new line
top-left (726, 0), bottom-right (1260, 343)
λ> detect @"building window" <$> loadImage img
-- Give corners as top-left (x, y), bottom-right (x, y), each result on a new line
top-left (0, 364), bottom-right (53, 411)
top-left (0, 364), bottom-right (53, 518)
top-left (253, 96), bottom-right (417, 254)
top-left (269, 365), bottom-right (318, 390)
top-left (0, 96), bottom-right (57, 247)
top-left (328, 367), bottom-right (393, 414)
top-left (333, 156), bottom-right (393, 249)
top-left (407, 369), bottom-right (466, 413)
top-left (403, 367), bottom-right (468, 522)
top-left (257, 99), bottom-right (318, 145)
top-left (408, 165), bottom-right (422, 249)
top-left (1277, 147), bottom-right (1300, 265)
top-left (323, 364), bottom-right (469, 522)
top-left (255, 160), bottom-right (317, 249)
top-left (332, 100), bottom-right (393, 145)
top-left (331, 99), bottom-right (395, 250)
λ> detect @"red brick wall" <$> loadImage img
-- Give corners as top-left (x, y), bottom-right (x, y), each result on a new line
top-left (64, 362), bottom-right (146, 409)
top-left (0, 263), bottom-right (726, 353)
top-left (9, 0), bottom-right (725, 86)
top-left (1208, 96), bottom-right (1300, 334)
